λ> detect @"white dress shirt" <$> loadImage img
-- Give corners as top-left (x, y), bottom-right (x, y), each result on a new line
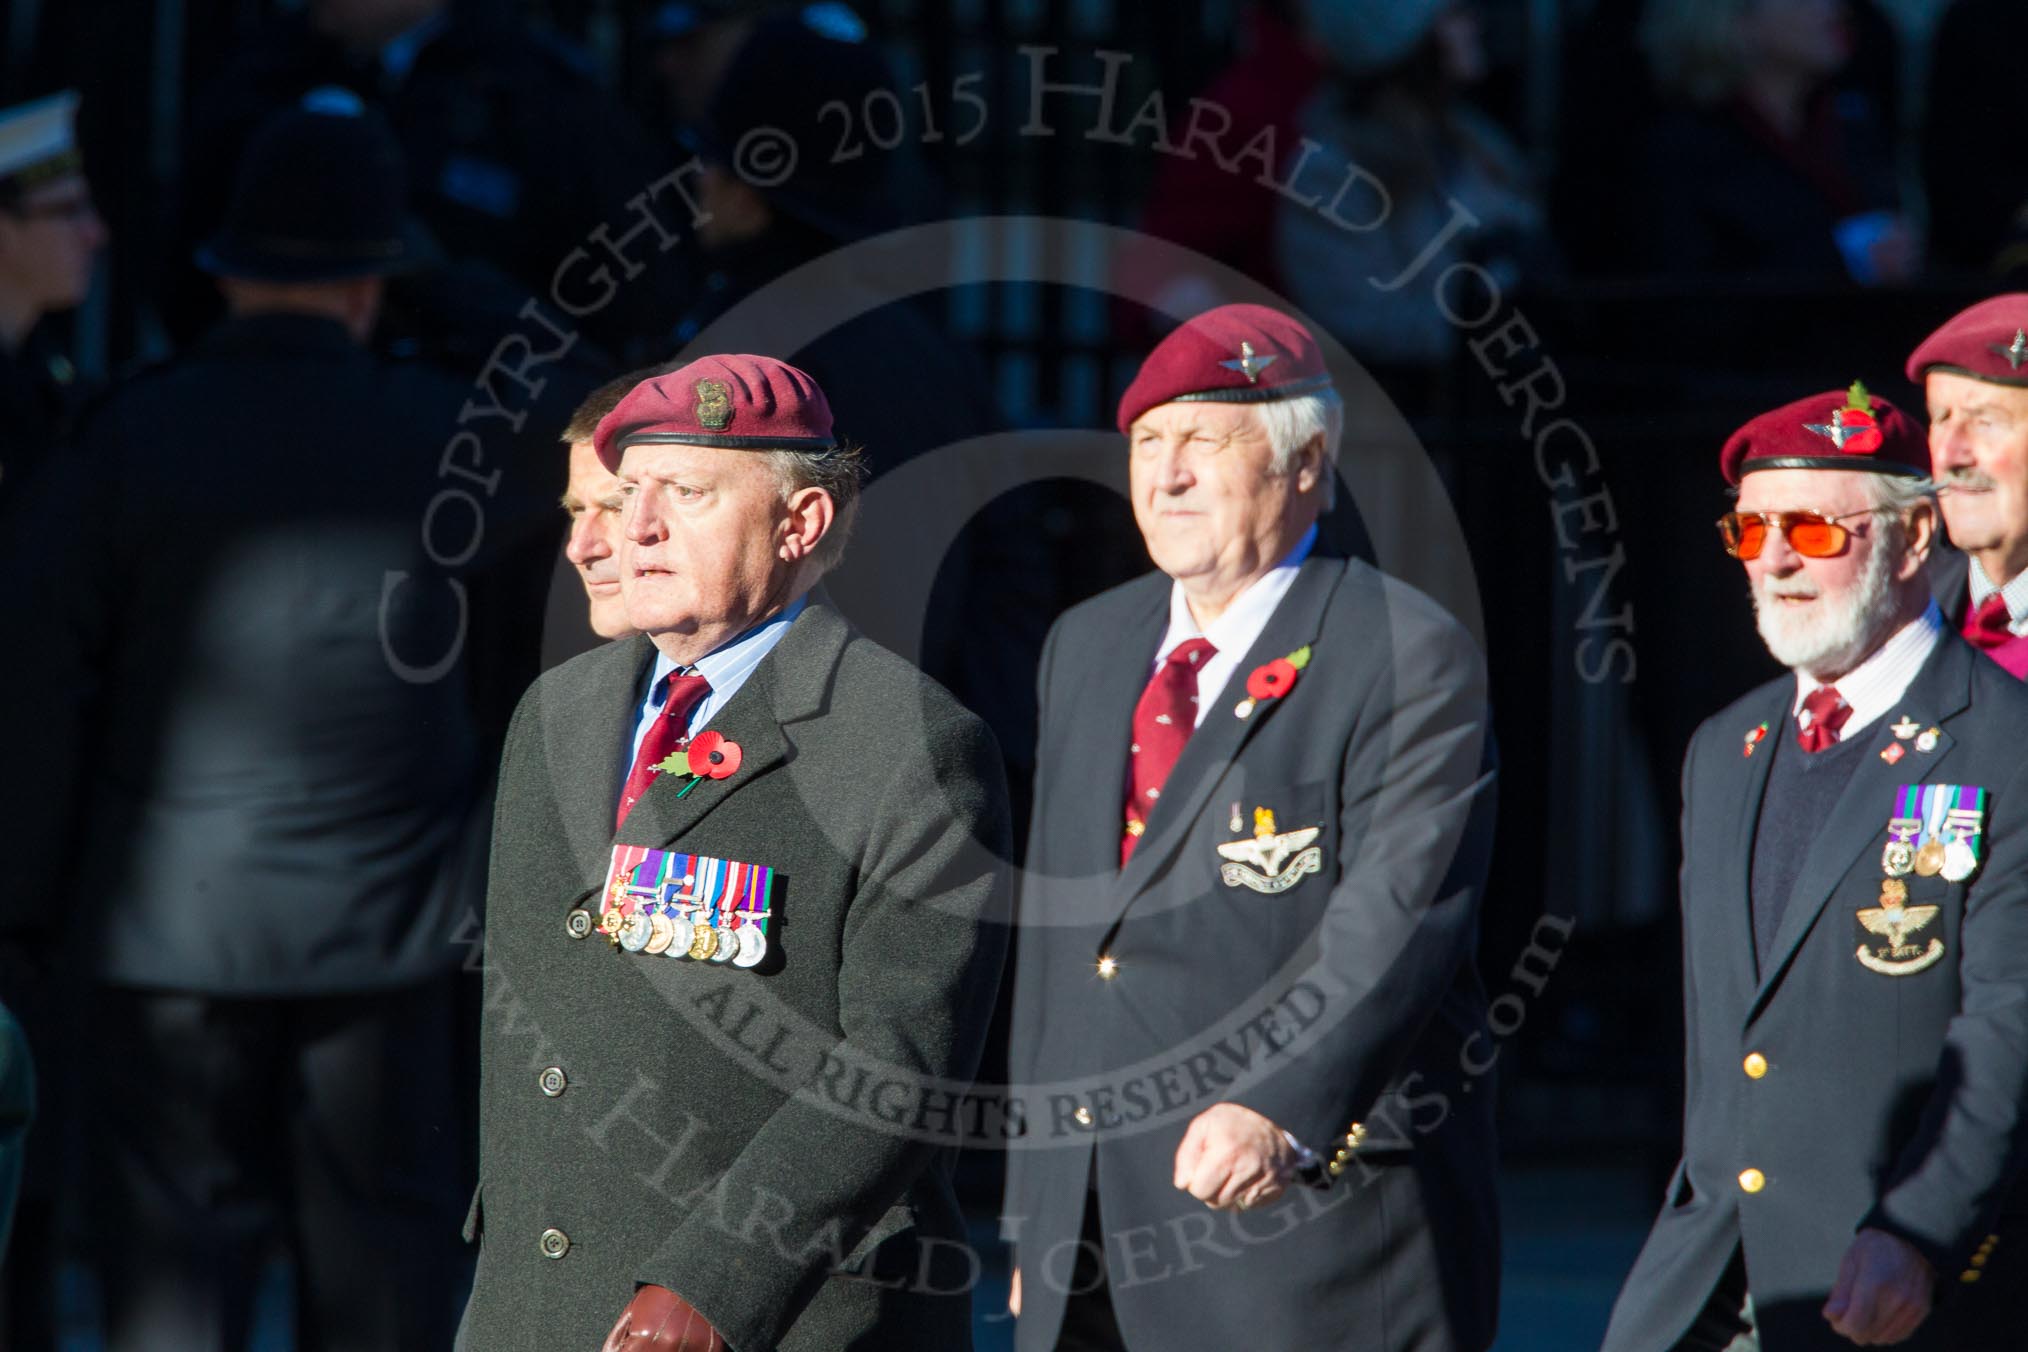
top-left (1967, 556), bottom-right (2028, 637)
top-left (1154, 525), bottom-right (1318, 727)
top-left (1790, 602), bottom-right (1944, 739)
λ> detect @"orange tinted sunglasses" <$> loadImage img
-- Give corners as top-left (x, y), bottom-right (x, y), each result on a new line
top-left (1717, 508), bottom-right (1885, 560)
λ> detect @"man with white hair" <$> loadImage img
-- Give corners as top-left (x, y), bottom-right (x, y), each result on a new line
top-left (1604, 384), bottom-right (2028, 1351)
top-left (1004, 303), bottom-right (1500, 1351)
top-left (1906, 293), bottom-right (2028, 678)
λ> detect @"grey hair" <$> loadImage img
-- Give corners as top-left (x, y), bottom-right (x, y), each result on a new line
top-left (764, 443), bottom-right (867, 577)
top-left (1254, 389), bottom-right (1345, 510)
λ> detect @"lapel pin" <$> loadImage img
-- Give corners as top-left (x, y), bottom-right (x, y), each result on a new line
top-left (1743, 722), bottom-right (1768, 757)
top-left (1916, 727), bottom-right (1940, 753)
top-left (1891, 716), bottom-right (1918, 740)
top-left (1881, 743), bottom-right (1905, 765)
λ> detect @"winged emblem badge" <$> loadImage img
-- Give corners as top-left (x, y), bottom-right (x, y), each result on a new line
top-left (1217, 807), bottom-right (1323, 894)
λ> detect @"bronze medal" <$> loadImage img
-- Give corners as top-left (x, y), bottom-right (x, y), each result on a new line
top-left (1879, 877), bottom-right (1908, 906)
top-left (644, 912), bottom-right (676, 955)
top-left (1914, 840), bottom-right (1947, 877)
top-left (688, 924), bottom-right (719, 960)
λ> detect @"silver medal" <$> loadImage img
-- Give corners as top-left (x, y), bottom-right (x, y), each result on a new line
top-left (733, 924), bottom-right (767, 968)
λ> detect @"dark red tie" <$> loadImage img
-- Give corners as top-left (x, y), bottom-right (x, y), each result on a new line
top-left (617, 671), bottom-right (712, 830)
top-left (1796, 685), bottom-right (1851, 753)
top-left (1121, 638), bottom-right (1216, 863)
top-left (1965, 593), bottom-right (2015, 652)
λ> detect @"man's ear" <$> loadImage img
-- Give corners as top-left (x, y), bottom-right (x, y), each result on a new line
top-left (1292, 433), bottom-right (1326, 495)
top-left (778, 486), bottom-right (835, 564)
top-left (1903, 495), bottom-right (1939, 577)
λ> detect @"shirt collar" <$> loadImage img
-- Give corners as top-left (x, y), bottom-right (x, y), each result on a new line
top-left (1967, 554), bottom-right (2028, 623)
top-left (1157, 524), bottom-right (1318, 666)
top-left (1791, 601), bottom-right (1944, 734)
top-left (647, 593), bottom-right (807, 698)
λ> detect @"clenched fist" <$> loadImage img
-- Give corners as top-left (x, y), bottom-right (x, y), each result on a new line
top-left (601, 1285), bottom-right (728, 1352)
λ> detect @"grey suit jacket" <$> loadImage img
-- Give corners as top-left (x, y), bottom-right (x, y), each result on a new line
top-left (1603, 636), bottom-right (2028, 1351)
top-left (1005, 551), bottom-right (1501, 1352)
top-left (456, 598), bottom-right (1011, 1352)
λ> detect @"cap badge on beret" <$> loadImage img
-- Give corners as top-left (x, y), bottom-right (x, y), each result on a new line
top-left (696, 379), bottom-right (733, 431)
top-left (1803, 382), bottom-right (1884, 453)
top-left (1219, 341), bottom-right (1277, 384)
top-left (1991, 330), bottom-right (2028, 372)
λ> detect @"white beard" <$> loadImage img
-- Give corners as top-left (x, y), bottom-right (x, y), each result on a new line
top-left (1752, 534), bottom-right (1900, 677)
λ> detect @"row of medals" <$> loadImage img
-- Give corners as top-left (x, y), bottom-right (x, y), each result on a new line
top-left (1879, 818), bottom-right (1974, 907)
top-left (572, 903), bottom-right (769, 968)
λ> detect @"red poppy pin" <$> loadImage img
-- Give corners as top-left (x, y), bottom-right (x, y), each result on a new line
top-left (1236, 645), bottom-right (1311, 718)
top-left (652, 732), bottom-right (744, 799)
top-left (1743, 722), bottom-right (1768, 757)
top-left (1802, 381), bottom-right (1883, 455)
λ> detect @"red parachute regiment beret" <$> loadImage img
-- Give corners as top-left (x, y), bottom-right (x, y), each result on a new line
top-left (1116, 303), bottom-right (1333, 433)
top-left (1719, 382), bottom-right (1928, 486)
top-left (593, 353), bottom-right (837, 473)
top-left (1905, 294), bottom-right (2028, 388)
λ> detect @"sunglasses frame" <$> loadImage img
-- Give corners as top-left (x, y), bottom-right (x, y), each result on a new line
top-left (1716, 507), bottom-right (1890, 560)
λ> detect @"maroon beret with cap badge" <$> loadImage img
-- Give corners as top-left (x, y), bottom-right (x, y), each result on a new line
top-left (1719, 381), bottom-right (1928, 485)
top-left (1115, 303), bottom-right (1334, 433)
top-left (1905, 293), bottom-right (2028, 388)
top-left (593, 354), bottom-right (837, 473)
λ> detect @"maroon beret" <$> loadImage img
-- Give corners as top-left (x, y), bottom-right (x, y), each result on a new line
top-left (1906, 293), bottom-right (2028, 388)
top-left (1719, 382), bottom-right (1928, 486)
top-left (1116, 303), bottom-right (1332, 433)
top-left (593, 353), bottom-right (836, 472)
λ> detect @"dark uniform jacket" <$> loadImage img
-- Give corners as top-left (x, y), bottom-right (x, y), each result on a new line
top-left (1603, 635), bottom-right (2028, 1351)
top-left (0, 313), bottom-right (509, 992)
top-left (1005, 550), bottom-right (1501, 1352)
top-left (456, 601), bottom-right (1011, 1352)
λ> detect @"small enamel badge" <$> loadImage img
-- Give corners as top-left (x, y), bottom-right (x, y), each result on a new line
top-left (1891, 716), bottom-right (1918, 740)
top-left (1803, 381), bottom-right (1884, 453)
top-left (1991, 329), bottom-right (2028, 372)
top-left (1216, 807), bottom-right (1323, 894)
top-left (1916, 727), bottom-right (1940, 753)
top-left (1220, 340), bottom-right (1277, 383)
top-left (1743, 722), bottom-right (1769, 757)
top-left (1881, 743), bottom-right (1905, 765)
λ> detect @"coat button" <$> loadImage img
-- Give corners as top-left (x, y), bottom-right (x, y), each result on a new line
top-left (538, 1067), bottom-right (568, 1097)
top-left (539, 1227), bottom-right (570, 1259)
top-left (1072, 1106), bottom-right (1094, 1127)
top-left (1096, 955), bottom-right (1119, 980)
top-left (565, 909), bottom-right (593, 940)
top-left (1738, 1168), bottom-right (1765, 1194)
top-left (1743, 1053), bottom-right (1768, 1079)
top-left (1961, 1269), bottom-right (1982, 1283)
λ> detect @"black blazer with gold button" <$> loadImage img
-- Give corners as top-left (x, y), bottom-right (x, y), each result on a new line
top-left (456, 599), bottom-right (1010, 1352)
top-left (1604, 634), bottom-right (2028, 1352)
top-left (1004, 549), bottom-right (1501, 1352)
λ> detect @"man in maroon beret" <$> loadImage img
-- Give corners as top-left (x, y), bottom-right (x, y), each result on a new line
top-left (1605, 384), bottom-right (2028, 1351)
top-left (1004, 303), bottom-right (1501, 1351)
top-left (457, 354), bottom-right (1012, 1352)
top-left (1907, 294), bottom-right (2028, 678)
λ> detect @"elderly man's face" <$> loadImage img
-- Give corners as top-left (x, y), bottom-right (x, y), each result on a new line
top-left (618, 443), bottom-right (800, 660)
top-left (562, 440), bottom-right (631, 640)
top-left (1926, 370), bottom-right (2028, 570)
top-left (1737, 468), bottom-right (1915, 677)
top-left (1128, 401), bottom-right (1319, 602)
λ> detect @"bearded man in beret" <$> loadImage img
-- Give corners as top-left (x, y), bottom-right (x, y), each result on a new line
top-left (1603, 385), bottom-right (2028, 1351)
top-left (1003, 303), bottom-right (1501, 1352)
top-left (1907, 294), bottom-right (2028, 678)
top-left (456, 355), bottom-right (1011, 1352)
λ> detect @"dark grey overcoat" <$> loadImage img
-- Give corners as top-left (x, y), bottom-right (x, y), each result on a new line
top-left (457, 598), bottom-right (1010, 1351)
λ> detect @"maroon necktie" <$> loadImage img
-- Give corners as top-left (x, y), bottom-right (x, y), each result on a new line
top-left (1121, 638), bottom-right (1216, 863)
top-left (1965, 593), bottom-right (2015, 652)
top-left (1796, 685), bottom-right (1851, 754)
top-left (617, 671), bottom-right (712, 830)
